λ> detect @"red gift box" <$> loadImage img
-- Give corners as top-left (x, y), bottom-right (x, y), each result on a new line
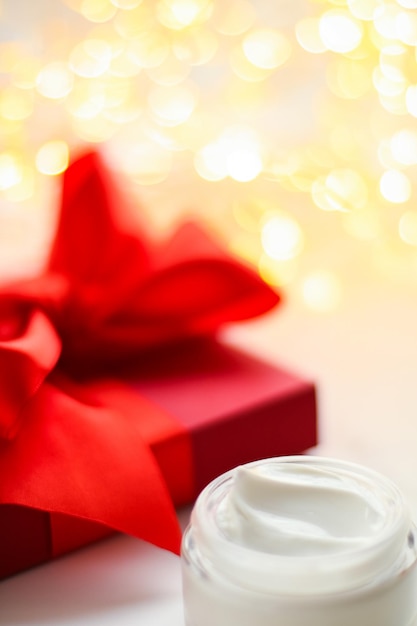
top-left (0, 150), bottom-right (317, 580)
top-left (0, 337), bottom-right (317, 580)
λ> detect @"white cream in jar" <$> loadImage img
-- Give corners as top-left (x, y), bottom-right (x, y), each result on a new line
top-left (181, 456), bottom-right (417, 626)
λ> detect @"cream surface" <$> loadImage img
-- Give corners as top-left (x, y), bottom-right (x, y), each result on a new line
top-left (220, 461), bottom-right (387, 557)
top-left (182, 457), bottom-right (417, 626)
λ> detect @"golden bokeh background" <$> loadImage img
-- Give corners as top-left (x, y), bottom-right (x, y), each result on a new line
top-left (1, 0), bottom-right (417, 311)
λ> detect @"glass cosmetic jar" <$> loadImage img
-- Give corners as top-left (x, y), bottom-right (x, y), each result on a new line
top-left (181, 456), bottom-right (417, 626)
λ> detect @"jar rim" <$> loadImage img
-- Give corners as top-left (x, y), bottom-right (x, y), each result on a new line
top-left (189, 456), bottom-right (415, 596)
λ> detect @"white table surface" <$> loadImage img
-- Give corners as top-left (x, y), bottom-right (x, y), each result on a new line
top-left (1, 267), bottom-right (417, 625)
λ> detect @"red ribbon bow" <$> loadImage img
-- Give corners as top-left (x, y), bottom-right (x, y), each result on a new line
top-left (0, 151), bottom-right (280, 554)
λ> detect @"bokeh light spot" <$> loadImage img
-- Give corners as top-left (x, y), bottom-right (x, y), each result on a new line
top-left (347, 0), bottom-right (382, 21)
top-left (406, 85), bottom-right (417, 117)
top-left (391, 130), bottom-right (417, 165)
top-left (0, 152), bottom-right (22, 190)
top-left (227, 149), bottom-right (262, 182)
top-left (148, 83), bottom-right (197, 126)
top-left (295, 18), bottom-right (326, 54)
top-left (110, 0), bottom-right (142, 7)
top-left (230, 45), bottom-right (273, 82)
top-left (380, 169), bottom-right (411, 203)
top-left (129, 32), bottom-right (170, 68)
top-left (319, 10), bottom-right (363, 53)
top-left (118, 141), bottom-right (173, 184)
top-left (157, 0), bottom-right (212, 30)
top-left (173, 28), bottom-right (218, 65)
top-left (396, 10), bottom-right (417, 46)
top-left (261, 214), bottom-right (304, 261)
top-left (69, 39), bottom-right (112, 78)
top-left (302, 271), bottom-right (342, 312)
top-left (399, 210), bottom-right (417, 246)
top-left (80, 0), bottom-right (117, 22)
top-left (242, 28), bottom-right (291, 70)
top-left (194, 143), bottom-right (228, 181)
top-left (374, 3), bottom-right (401, 39)
top-left (36, 62), bottom-right (74, 99)
top-left (312, 169), bottom-right (368, 212)
top-left (35, 141), bottom-right (70, 176)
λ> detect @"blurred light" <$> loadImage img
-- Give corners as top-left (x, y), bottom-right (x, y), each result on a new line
top-left (232, 198), bottom-right (266, 232)
top-left (0, 117), bottom-right (21, 137)
top-left (373, 3), bottom-right (401, 38)
top-left (378, 138), bottom-right (399, 169)
top-left (312, 168), bottom-right (368, 212)
top-left (391, 130), bottom-right (417, 165)
top-left (330, 125), bottom-right (359, 160)
top-left (347, 0), bottom-right (382, 21)
top-left (173, 28), bottom-right (218, 65)
top-left (80, 0), bottom-right (117, 22)
top-left (242, 28), bottom-right (291, 70)
top-left (3, 165), bottom-right (35, 202)
top-left (171, 0), bottom-right (209, 26)
top-left (113, 4), bottom-right (153, 39)
top-left (129, 32), bottom-right (170, 68)
top-left (380, 169), bottom-right (411, 203)
top-left (399, 210), bottom-right (417, 246)
top-left (379, 45), bottom-right (408, 82)
top-left (36, 141), bottom-right (70, 176)
top-left (148, 83), bottom-right (197, 125)
top-left (110, 0), bottom-right (142, 7)
top-left (319, 10), bottom-right (363, 53)
top-left (343, 209), bottom-right (381, 240)
top-left (406, 85), bottom-right (417, 117)
top-left (4, 0), bottom-right (417, 290)
top-left (258, 254), bottom-right (298, 286)
top-left (109, 47), bottom-right (142, 77)
top-left (66, 81), bottom-right (106, 118)
top-left (194, 143), bottom-right (228, 181)
top-left (72, 115), bottom-right (118, 142)
top-left (69, 39), bottom-right (112, 77)
top-left (146, 54), bottom-right (190, 85)
top-left (227, 232), bottom-right (261, 267)
top-left (230, 45), bottom-right (273, 82)
top-left (226, 79), bottom-right (267, 115)
top-left (327, 58), bottom-right (372, 99)
top-left (227, 149), bottom-right (262, 182)
top-left (207, 125), bottom-right (264, 181)
top-left (104, 95), bottom-right (142, 123)
top-left (379, 91), bottom-right (408, 115)
top-left (295, 18), bottom-right (326, 54)
top-left (0, 152), bottom-right (22, 190)
top-left (212, 0), bottom-right (255, 36)
top-left (157, 0), bottom-right (212, 30)
top-left (261, 214), bottom-right (304, 261)
top-left (373, 66), bottom-right (406, 97)
top-left (0, 87), bottom-right (33, 121)
top-left (118, 141), bottom-right (172, 184)
top-left (302, 271), bottom-right (342, 312)
top-left (36, 62), bottom-right (74, 99)
top-left (396, 10), bottom-right (417, 46)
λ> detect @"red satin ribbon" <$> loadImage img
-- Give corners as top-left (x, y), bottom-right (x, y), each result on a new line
top-left (0, 150), bottom-right (280, 555)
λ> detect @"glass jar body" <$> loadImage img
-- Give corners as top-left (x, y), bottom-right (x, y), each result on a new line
top-left (181, 457), bottom-right (417, 626)
top-left (182, 526), bottom-right (417, 626)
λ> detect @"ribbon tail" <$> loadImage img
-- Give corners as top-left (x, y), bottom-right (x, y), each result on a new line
top-left (0, 379), bottom-right (182, 554)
